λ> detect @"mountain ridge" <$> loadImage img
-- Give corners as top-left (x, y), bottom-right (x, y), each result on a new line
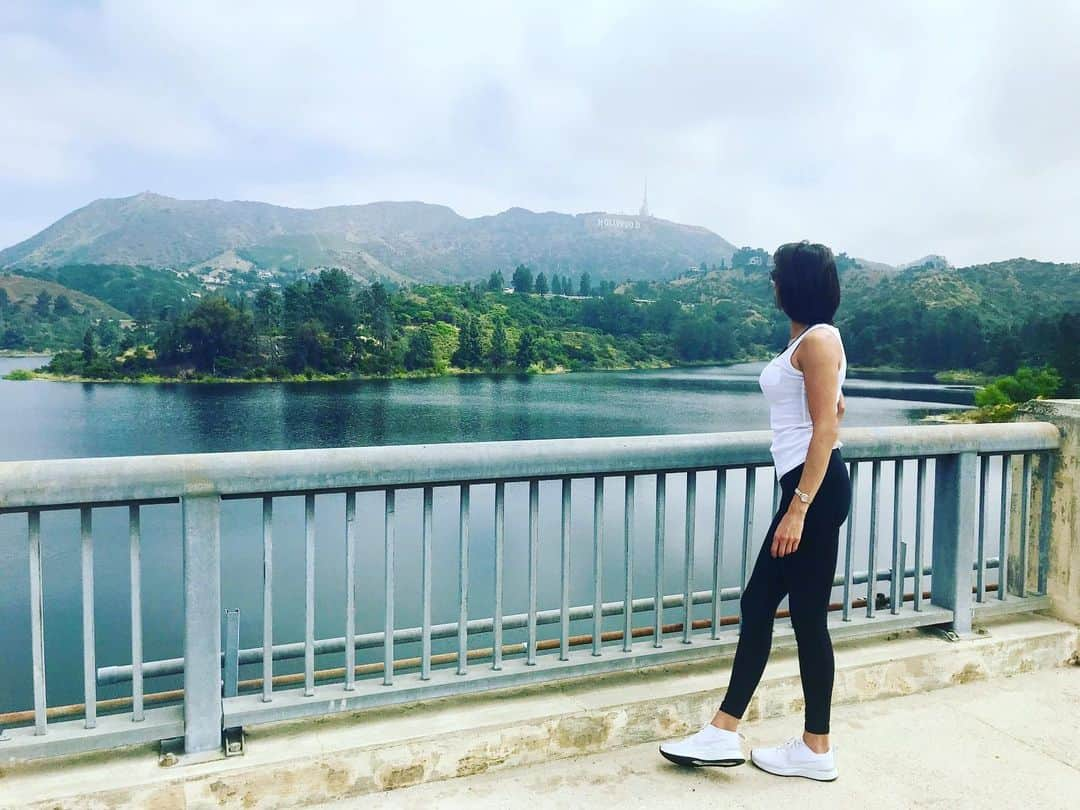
top-left (0, 193), bottom-right (740, 285)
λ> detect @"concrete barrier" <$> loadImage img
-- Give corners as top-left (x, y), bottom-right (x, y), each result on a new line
top-left (1018, 399), bottom-right (1080, 625)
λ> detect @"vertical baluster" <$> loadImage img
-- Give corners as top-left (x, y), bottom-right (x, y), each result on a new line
top-left (1018, 453), bottom-right (1032, 597)
top-left (843, 462), bottom-right (858, 622)
top-left (997, 455), bottom-right (1010, 601)
top-left (653, 473), bottom-right (666, 648)
top-left (771, 476), bottom-right (781, 515)
top-left (527, 479), bottom-right (539, 665)
top-left (683, 471), bottom-right (696, 644)
top-left (867, 460), bottom-right (881, 618)
top-left (304, 493), bottom-right (315, 696)
top-left (384, 489), bottom-right (396, 686)
top-left (914, 458), bottom-right (927, 611)
top-left (592, 477), bottom-right (604, 656)
top-left (458, 485), bottom-right (470, 675)
top-left (890, 461), bottom-right (904, 615)
top-left (493, 481), bottom-right (505, 670)
top-left (976, 456), bottom-right (989, 602)
top-left (1037, 453), bottom-right (1055, 596)
top-left (422, 485), bottom-right (433, 679)
top-left (345, 491), bottom-right (357, 691)
top-left (559, 478), bottom-right (571, 661)
top-left (711, 469), bottom-right (726, 639)
top-left (81, 508), bottom-right (96, 729)
top-left (28, 510), bottom-right (46, 735)
top-left (262, 497), bottom-right (273, 702)
top-left (623, 475), bottom-right (635, 652)
top-left (741, 469), bottom-right (756, 587)
top-left (129, 505), bottom-right (144, 721)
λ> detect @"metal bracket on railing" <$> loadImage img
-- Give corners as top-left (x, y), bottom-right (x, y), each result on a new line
top-left (935, 628), bottom-right (962, 643)
top-left (223, 725), bottom-right (245, 757)
top-left (0, 726), bottom-right (9, 741)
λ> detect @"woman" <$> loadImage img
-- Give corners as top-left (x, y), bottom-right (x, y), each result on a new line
top-left (659, 241), bottom-right (851, 782)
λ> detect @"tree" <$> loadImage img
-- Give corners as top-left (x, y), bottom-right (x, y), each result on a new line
top-left (514, 327), bottom-right (535, 369)
top-left (359, 281), bottom-right (393, 348)
top-left (975, 365), bottom-right (1063, 407)
top-left (254, 286), bottom-right (283, 334)
top-left (178, 296), bottom-right (256, 374)
top-left (578, 272), bottom-right (592, 297)
top-left (310, 268), bottom-right (358, 341)
top-left (551, 275), bottom-right (563, 295)
top-left (488, 319), bottom-right (509, 367)
top-left (535, 272), bottom-right (548, 295)
top-left (0, 288), bottom-right (9, 311)
top-left (404, 327), bottom-right (436, 371)
top-left (287, 320), bottom-right (333, 373)
top-left (82, 328), bottom-right (97, 364)
top-left (53, 294), bottom-right (74, 316)
top-left (512, 264), bottom-right (533, 294)
top-left (34, 290), bottom-right (53, 317)
top-left (452, 314), bottom-right (483, 368)
top-left (486, 270), bottom-right (506, 292)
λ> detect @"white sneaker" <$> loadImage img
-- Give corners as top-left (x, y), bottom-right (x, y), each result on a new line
top-left (659, 723), bottom-right (746, 767)
top-left (750, 736), bottom-right (838, 781)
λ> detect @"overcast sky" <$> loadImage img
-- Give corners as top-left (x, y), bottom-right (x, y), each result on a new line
top-left (2, 1), bottom-right (1079, 266)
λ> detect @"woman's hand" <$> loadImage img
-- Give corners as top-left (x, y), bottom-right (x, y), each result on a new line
top-left (771, 504), bottom-right (807, 557)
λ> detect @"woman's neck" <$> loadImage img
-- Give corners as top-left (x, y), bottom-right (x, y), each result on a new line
top-left (789, 321), bottom-right (808, 341)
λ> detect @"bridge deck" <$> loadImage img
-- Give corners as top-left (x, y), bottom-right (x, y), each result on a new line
top-left (321, 666), bottom-right (1080, 809)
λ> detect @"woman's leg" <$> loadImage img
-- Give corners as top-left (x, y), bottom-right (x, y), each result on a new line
top-left (786, 523), bottom-right (841, 739)
top-left (785, 452), bottom-right (849, 744)
top-left (714, 507), bottom-right (788, 727)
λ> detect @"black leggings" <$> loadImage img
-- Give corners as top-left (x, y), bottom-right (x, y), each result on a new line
top-left (719, 448), bottom-right (851, 734)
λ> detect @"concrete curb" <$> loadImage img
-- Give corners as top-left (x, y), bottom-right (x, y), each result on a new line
top-left (3, 613), bottom-right (1077, 809)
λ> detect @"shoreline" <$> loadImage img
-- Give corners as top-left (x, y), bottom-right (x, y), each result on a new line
top-left (3, 357), bottom-right (728, 385)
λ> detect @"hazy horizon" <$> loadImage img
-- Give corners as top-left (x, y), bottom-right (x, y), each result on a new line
top-left (3, 1), bottom-right (1079, 266)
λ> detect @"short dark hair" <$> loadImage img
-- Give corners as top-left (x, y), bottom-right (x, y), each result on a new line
top-left (770, 241), bottom-right (840, 325)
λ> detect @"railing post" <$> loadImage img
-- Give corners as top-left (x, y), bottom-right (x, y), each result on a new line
top-left (182, 494), bottom-right (223, 754)
top-left (1017, 400), bottom-right (1079, 623)
top-left (930, 452), bottom-right (978, 635)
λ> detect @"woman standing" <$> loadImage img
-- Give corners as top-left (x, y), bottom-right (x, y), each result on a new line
top-left (659, 241), bottom-right (851, 782)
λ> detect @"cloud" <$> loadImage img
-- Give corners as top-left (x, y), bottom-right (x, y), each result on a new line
top-left (1, 0), bottom-right (1079, 265)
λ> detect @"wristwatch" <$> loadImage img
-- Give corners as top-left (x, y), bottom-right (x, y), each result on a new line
top-left (794, 486), bottom-right (812, 505)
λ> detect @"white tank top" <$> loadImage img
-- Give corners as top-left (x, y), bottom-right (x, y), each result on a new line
top-left (758, 323), bottom-right (847, 480)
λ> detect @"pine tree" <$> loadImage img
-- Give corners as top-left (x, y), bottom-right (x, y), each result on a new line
top-left (579, 272), bottom-right (592, 297)
top-left (82, 328), bottom-right (96, 364)
top-left (552, 275), bottom-right (563, 295)
top-left (452, 314), bottom-right (483, 368)
top-left (514, 328), bottom-right (535, 370)
top-left (535, 272), bottom-right (548, 295)
top-left (512, 264), bottom-right (533, 294)
top-left (489, 320), bottom-right (509, 367)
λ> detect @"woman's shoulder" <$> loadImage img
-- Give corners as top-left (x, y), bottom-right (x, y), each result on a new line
top-left (802, 323), bottom-right (843, 346)
top-left (790, 324), bottom-right (844, 371)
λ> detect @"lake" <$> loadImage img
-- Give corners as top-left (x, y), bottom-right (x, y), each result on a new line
top-left (0, 356), bottom-right (974, 715)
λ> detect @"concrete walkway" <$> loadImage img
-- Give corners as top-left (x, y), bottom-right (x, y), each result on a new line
top-left (323, 666), bottom-right (1080, 810)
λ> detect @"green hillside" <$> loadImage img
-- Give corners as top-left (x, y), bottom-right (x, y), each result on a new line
top-left (0, 273), bottom-right (130, 351)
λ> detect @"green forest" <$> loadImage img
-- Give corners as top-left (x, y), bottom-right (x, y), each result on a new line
top-left (2, 257), bottom-right (1076, 399)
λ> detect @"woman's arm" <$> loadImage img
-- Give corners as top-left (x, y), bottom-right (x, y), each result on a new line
top-left (770, 329), bottom-right (844, 558)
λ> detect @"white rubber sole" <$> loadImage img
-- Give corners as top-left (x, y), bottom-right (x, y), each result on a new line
top-left (750, 753), bottom-right (838, 781)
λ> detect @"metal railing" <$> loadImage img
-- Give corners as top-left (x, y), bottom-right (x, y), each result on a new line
top-left (0, 422), bottom-right (1061, 762)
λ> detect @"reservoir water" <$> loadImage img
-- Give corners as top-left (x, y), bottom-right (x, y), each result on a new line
top-left (0, 356), bottom-right (976, 715)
